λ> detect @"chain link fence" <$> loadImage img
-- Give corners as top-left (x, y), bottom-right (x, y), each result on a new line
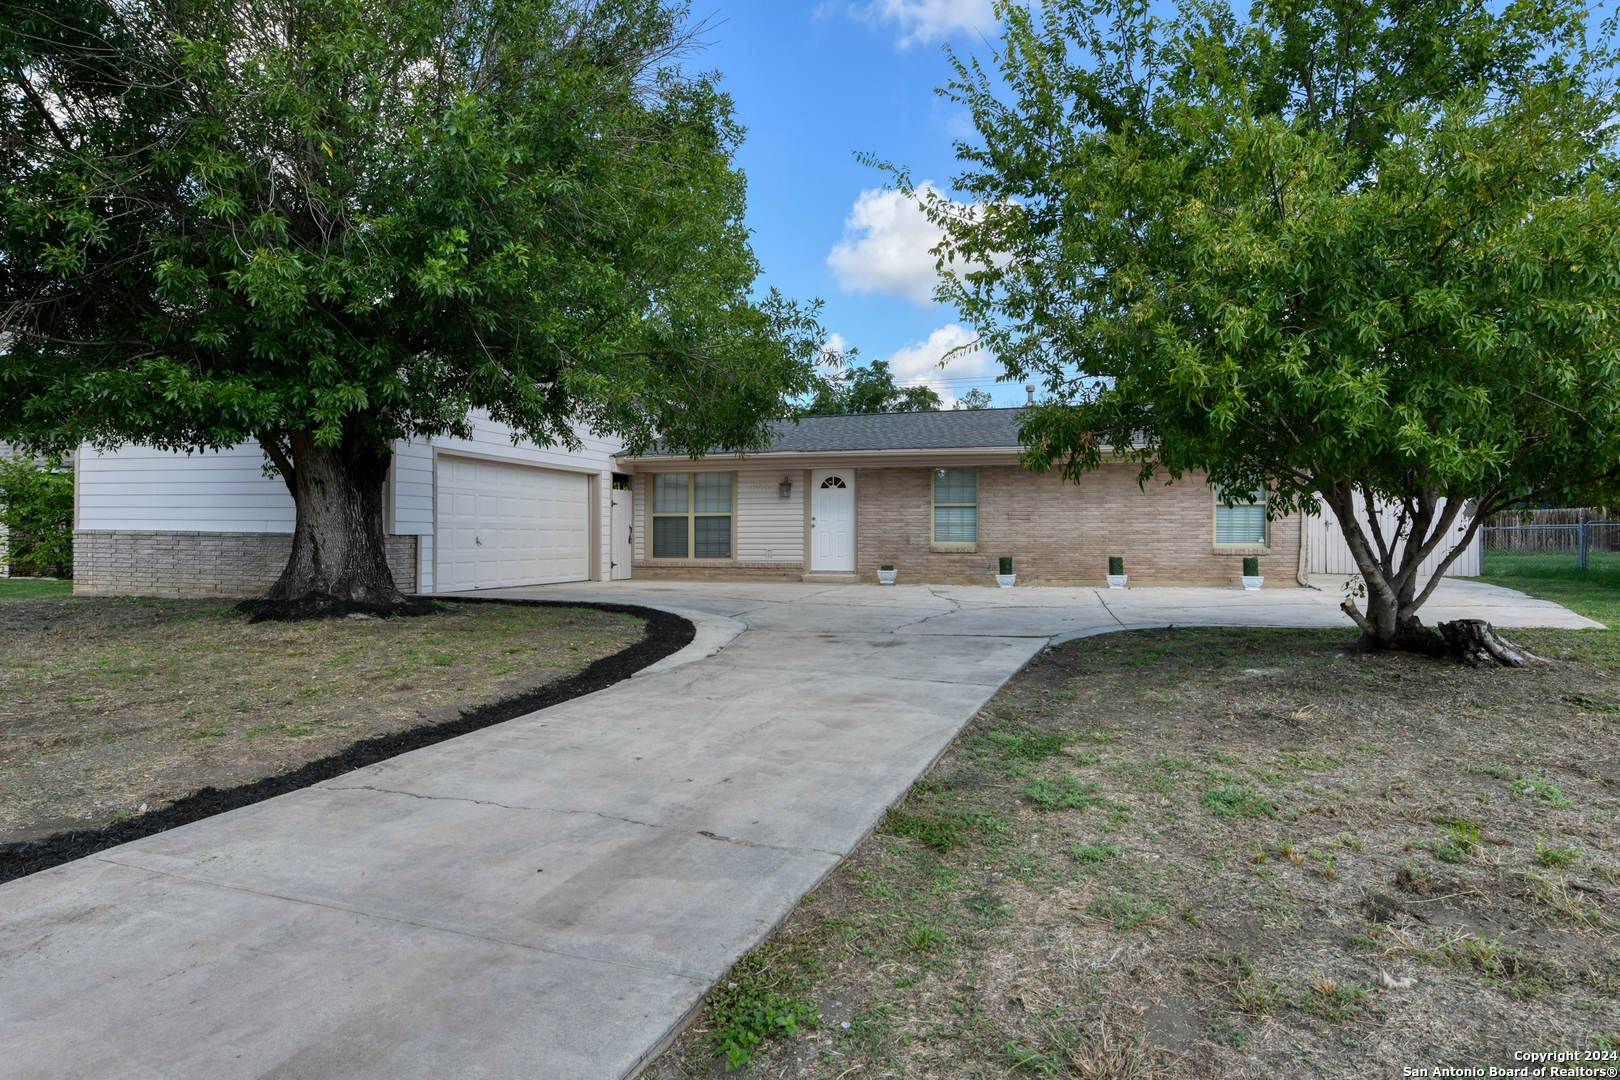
top-left (1481, 509), bottom-right (1620, 573)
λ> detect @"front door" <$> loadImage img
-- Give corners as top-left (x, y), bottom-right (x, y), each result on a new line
top-left (609, 485), bottom-right (632, 580)
top-left (810, 470), bottom-right (855, 572)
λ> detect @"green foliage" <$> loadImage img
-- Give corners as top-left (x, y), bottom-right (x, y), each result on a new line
top-left (955, 388), bottom-right (994, 410)
top-left (1, 0), bottom-right (824, 470)
top-left (885, 808), bottom-right (1005, 851)
top-left (1242, 557), bottom-right (1259, 578)
top-left (1108, 555), bottom-right (1123, 576)
top-left (1537, 837), bottom-right (1583, 868)
top-left (971, 723), bottom-right (1070, 762)
top-left (1201, 780), bottom-right (1275, 819)
top-left (999, 556), bottom-right (1013, 575)
top-left (1512, 775), bottom-right (1576, 808)
top-left (0, 456), bottom-right (72, 576)
top-left (804, 356), bottom-right (941, 415)
top-left (896, 0), bottom-right (1620, 640)
top-left (1071, 842), bottom-right (1121, 864)
top-left (1022, 775), bottom-right (1104, 810)
top-left (707, 947), bottom-right (820, 1069)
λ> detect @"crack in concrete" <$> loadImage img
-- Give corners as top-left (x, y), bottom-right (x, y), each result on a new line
top-left (1092, 587), bottom-right (1134, 632)
top-left (322, 783), bottom-right (842, 857)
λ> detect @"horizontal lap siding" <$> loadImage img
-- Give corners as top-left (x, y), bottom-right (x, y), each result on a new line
top-left (78, 444), bottom-right (294, 533)
top-left (631, 467), bottom-right (806, 580)
top-left (856, 464), bottom-right (1302, 587)
top-left (735, 469), bottom-right (804, 563)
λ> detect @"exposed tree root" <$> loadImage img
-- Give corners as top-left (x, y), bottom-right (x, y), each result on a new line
top-left (234, 591), bottom-right (443, 624)
top-left (1342, 599), bottom-right (1545, 666)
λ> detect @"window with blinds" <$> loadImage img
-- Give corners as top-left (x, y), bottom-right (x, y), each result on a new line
top-left (1214, 486), bottom-right (1267, 545)
top-left (932, 467), bottom-right (978, 545)
top-left (651, 473), bottom-right (732, 558)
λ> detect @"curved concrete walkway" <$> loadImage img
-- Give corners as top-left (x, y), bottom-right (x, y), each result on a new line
top-left (0, 580), bottom-right (1596, 1079)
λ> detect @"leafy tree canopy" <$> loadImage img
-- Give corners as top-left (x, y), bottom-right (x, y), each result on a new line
top-left (0, 0), bottom-right (827, 606)
top-left (904, 0), bottom-right (1620, 650)
top-left (805, 356), bottom-right (943, 414)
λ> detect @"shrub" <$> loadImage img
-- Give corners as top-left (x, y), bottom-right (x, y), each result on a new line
top-left (999, 556), bottom-right (1013, 575)
top-left (1108, 555), bottom-right (1124, 576)
top-left (0, 456), bottom-right (73, 577)
top-left (1242, 556), bottom-right (1259, 577)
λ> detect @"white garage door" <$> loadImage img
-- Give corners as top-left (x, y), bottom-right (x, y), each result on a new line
top-left (436, 457), bottom-right (590, 590)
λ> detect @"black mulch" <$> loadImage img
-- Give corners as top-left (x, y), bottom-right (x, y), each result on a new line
top-left (0, 597), bottom-right (694, 884)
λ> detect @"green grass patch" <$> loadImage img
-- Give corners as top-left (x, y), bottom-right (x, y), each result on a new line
top-left (1511, 775), bottom-right (1576, 809)
top-left (885, 808), bottom-right (1005, 851)
top-left (1021, 775), bottom-right (1105, 811)
top-left (1200, 779), bottom-right (1276, 819)
top-left (970, 724), bottom-right (1070, 762)
top-left (1072, 842), bottom-right (1121, 864)
top-left (0, 577), bottom-right (73, 601)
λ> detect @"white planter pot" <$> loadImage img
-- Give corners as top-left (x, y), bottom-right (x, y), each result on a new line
top-left (877, 569), bottom-right (898, 585)
top-left (1242, 575), bottom-right (1264, 591)
top-left (1106, 574), bottom-right (1128, 590)
top-left (995, 574), bottom-right (1017, 588)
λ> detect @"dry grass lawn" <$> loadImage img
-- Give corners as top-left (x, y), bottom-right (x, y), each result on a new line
top-left (645, 624), bottom-right (1620, 1079)
top-left (0, 597), bottom-right (643, 843)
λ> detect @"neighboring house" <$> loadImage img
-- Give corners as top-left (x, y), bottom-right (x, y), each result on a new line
top-left (72, 406), bottom-right (1309, 597)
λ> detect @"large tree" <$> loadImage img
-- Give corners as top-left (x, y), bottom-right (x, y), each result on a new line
top-left (908, 0), bottom-right (1620, 659)
top-left (0, 0), bottom-right (824, 611)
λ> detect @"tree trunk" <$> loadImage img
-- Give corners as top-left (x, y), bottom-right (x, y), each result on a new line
top-left (1322, 479), bottom-right (1527, 666)
top-left (241, 431), bottom-right (423, 620)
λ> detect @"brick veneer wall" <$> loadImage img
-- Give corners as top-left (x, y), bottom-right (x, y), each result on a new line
top-left (630, 562), bottom-right (804, 582)
top-left (856, 464), bottom-right (1300, 587)
top-left (74, 531), bottom-right (418, 598)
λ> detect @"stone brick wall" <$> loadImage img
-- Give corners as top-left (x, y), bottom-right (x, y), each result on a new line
top-left (856, 464), bottom-right (1301, 587)
top-left (74, 531), bottom-right (419, 598)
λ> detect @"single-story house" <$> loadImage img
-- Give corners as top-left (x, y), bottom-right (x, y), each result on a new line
top-left (70, 406), bottom-right (1317, 596)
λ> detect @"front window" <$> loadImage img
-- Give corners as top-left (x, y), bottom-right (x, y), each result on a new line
top-left (1214, 485), bottom-right (1267, 545)
top-left (933, 467), bottom-right (978, 544)
top-left (652, 472), bottom-right (732, 558)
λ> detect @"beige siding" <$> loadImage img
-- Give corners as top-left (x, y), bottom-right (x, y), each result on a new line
top-left (735, 468), bottom-right (804, 563)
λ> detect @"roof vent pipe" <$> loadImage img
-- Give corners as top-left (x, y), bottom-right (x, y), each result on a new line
top-left (1025, 384), bottom-right (1036, 405)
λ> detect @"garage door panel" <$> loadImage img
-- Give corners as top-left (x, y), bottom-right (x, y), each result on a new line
top-left (436, 459), bottom-right (590, 591)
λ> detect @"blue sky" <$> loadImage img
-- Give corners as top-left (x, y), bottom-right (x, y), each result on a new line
top-left (695, 1), bottom-right (1022, 406)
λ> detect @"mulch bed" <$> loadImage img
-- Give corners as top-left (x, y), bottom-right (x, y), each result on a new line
top-left (0, 598), bottom-right (692, 883)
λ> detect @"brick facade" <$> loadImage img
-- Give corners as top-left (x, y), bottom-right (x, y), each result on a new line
top-left (629, 562), bottom-right (805, 582)
top-left (856, 464), bottom-right (1298, 587)
top-left (74, 531), bottom-right (419, 598)
top-left (632, 462), bottom-right (1300, 586)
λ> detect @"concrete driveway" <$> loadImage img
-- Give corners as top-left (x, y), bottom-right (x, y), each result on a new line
top-left (0, 579), bottom-right (1596, 1079)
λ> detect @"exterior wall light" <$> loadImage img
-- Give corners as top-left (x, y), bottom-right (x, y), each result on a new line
top-left (779, 477), bottom-right (793, 498)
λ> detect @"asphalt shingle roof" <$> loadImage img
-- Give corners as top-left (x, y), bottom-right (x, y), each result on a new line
top-left (638, 408), bottom-right (1025, 457)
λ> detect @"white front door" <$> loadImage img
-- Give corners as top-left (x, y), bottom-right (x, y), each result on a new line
top-left (810, 470), bottom-right (855, 572)
top-left (609, 487), bottom-right (632, 580)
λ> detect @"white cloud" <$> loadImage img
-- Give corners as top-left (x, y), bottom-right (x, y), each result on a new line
top-left (858, 0), bottom-right (996, 47)
top-left (885, 324), bottom-right (996, 408)
top-left (827, 185), bottom-right (947, 306)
